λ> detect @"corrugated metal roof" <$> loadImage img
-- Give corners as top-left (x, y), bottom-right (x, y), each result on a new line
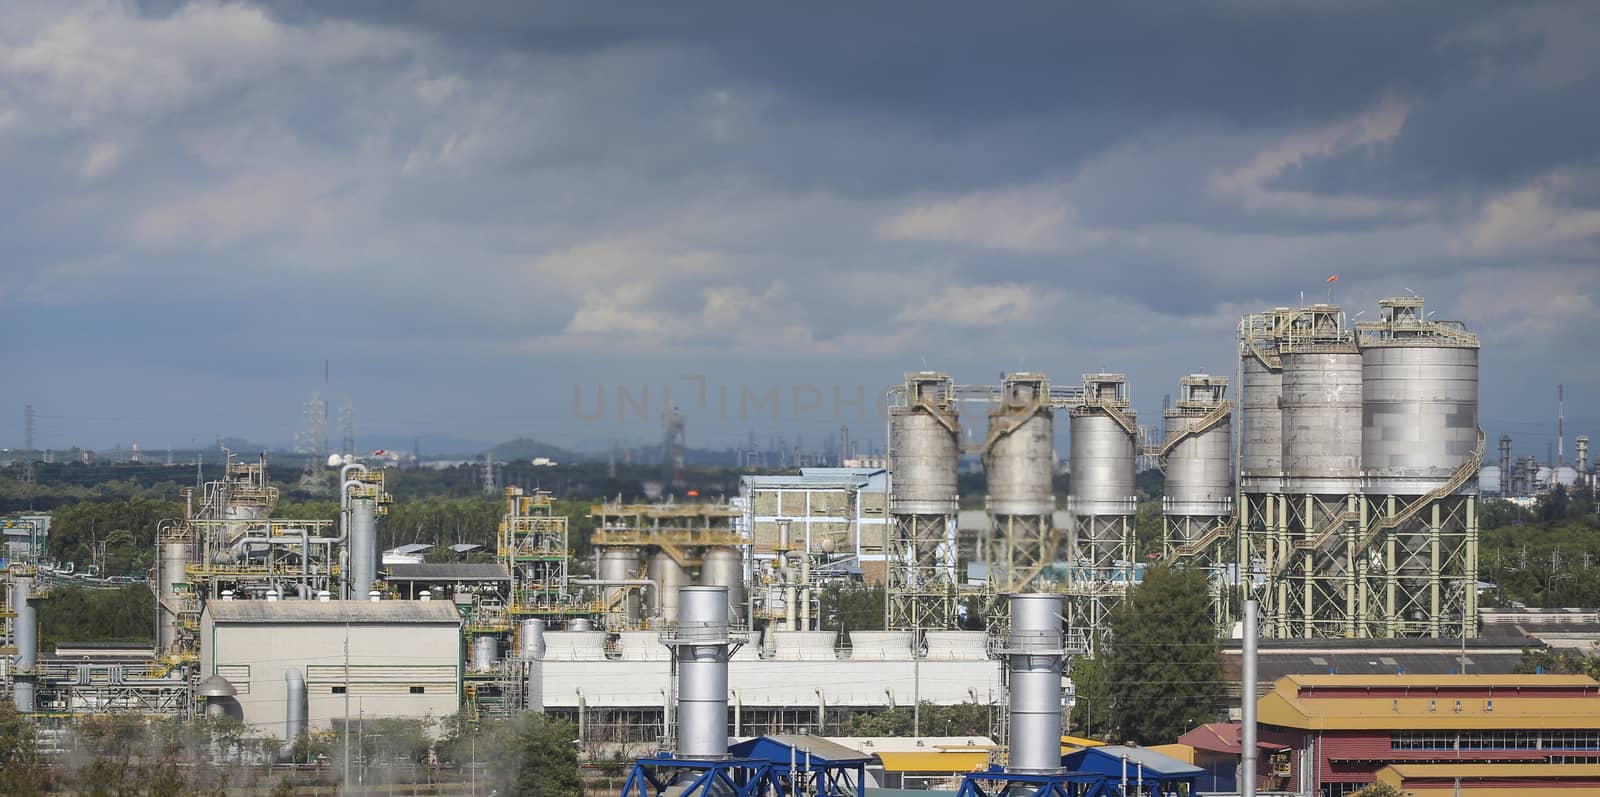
top-left (385, 563), bottom-right (511, 581)
top-left (1065, 745), bottom-right (1203, 777)
top-left (1379, 763), bottom-right (1600, 779)
top-left (873, 751), bottom-right (990, 773)
top-left (1258, 674), bottom-right (1600, 730)
top-left (205, 600), bottom-right (461, 624)
top-left (731, 734), bottom-right (873, 765)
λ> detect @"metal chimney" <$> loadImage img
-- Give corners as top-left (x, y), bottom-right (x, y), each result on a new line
top-left (999, 594), bottom-right (1071, 774)
top-left (664, 585), bottom-right (740, 758)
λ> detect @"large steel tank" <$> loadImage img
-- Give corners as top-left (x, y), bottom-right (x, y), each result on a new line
top-left (984, 374), bottom-right (1055, 517)
top-left (648, 550), bottom-right (690, 624)
top-left (670, 586), bottom-right (733, 758)
top-left (1069, 414), bottom-right (1136, 516)
top-left (1360, 346), bottom-right (1479, 496)
top-left (699, 546), bottom-right (746, 623)
top-left (1280, 348), bottom-right (1363, 495)
top-left (889, 373), bottom-right (960, 516)
top-left (1003, 594), bottom-right (1067, 774)
top-left (1163, 377), bottom-right (1233, 517)
top-left (598, 547), bottom-right (642, 625)
top-left (1238, 352), bottom-right (1284, 494)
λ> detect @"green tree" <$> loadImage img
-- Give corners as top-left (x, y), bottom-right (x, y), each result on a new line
top-left (819, 584), bottom-right (886, 631)
top-left (1513, 642), bottom-right (1600, 679)
top-left (1102, 565), bottom-right (1225, 744)
top-left (485, 714), bottom-right (585, 797)
top-left (1352, 783), bottom-right (1402, 797)
top-left (1067, 655), bottom-right (1110, 739)
top-left (0, 703), bottom-right (49, 797)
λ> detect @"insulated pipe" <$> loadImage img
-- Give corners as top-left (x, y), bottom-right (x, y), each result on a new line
top-left (1002, 594), bottom-right (1066, 774)
top-left (285, 667), bottom-right (307, 750)
top-left (12, 577), bottom-right (36, 712)
top-left (665, 586), bottom-right (735, 758)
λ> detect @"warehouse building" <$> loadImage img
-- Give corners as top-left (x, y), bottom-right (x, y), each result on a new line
top-left (1256, 673), bottom-right (1600, 796)
top-left (199, 601), bottom-right (462, 738)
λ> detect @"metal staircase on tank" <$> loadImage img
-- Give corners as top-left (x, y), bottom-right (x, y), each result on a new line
top-left (1358, 428), bottom-right (1485, 551)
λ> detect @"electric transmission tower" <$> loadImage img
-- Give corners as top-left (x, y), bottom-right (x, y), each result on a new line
top-left (340, 398), bottom-right (355, 458)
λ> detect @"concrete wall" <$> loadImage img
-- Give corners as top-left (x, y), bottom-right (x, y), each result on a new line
top-left (200, 617), bottom-right (461, 738)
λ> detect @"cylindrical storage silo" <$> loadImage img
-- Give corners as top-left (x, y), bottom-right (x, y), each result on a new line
top-left (1360, 346), bottom-right (1479, 495)
top-left (598, 547), bottom-right (642, 625)
top-left (889, 374), bottom-right (960, 516)
top-left (1280, 349), bottom-right (1363, 495)
top-left (669, 586), bottom-right (732, 759)
top-left (1239, 353), bottom-right (1284, 494)
top-left (1069, 414), bottom-right (1136, 516)
top-left (1163, 377), bottom-right (1233, 519)
top-left (648, 550), bottom-right (690, 624)
top-left (985, 394), bottom-right (1055, 517)
top-left (156, 537), bottom-right (190, 654)
top-left (1004, 594), bottom-right (1066, 774)
top-left (699, 546), bottom-right (746, 623)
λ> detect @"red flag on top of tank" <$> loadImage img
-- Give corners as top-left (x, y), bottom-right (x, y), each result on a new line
top-left (1327, 275), bottom-right (1338, 283)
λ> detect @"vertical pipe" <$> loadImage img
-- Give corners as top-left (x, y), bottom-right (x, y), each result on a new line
top-left (285, 667), bottom-right (307, 753)
top-left (1005, 593), bottom-right (1065, 774)
top-left (1241, 599), bottom-right (1259, 797)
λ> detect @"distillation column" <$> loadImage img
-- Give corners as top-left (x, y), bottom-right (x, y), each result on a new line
top-left (11, 576), bottom-right (36, 711)
top-left (983, 374), bottom-right (1057, 601)
top-left (155, 528), bottom-right (191, 656)
top-left (1277, 305), bottom-right (1363, 638)
top-left (1358, 296), bottom-right (1482, 639)
top-left (1066, 373), bottom-right (1137, 647)
top-left (1161, 374), bottom-right (1235, 629)
top-left (887, 372), bottom-right (961, 631)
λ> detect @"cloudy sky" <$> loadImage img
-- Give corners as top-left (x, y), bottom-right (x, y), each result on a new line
top-left (3, 1), bottom-right (1598, 457)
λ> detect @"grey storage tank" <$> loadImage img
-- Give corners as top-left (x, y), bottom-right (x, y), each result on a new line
top-left (1068, 374), bottom-right (1137, 517)
top-left (665, 586), bottom-right (737, 758)
top-left (890, 372), bottom-right (961, 517)
top-left (598, 547), bottom-right (643, 625)
top-left (1357, 296), bottom-right (1481, 495)
top-left (1238, 311), bottom-right (1287, 495)
top-left (699, 546), bottom-right (746, 623)
top-left (1162, 374), bottom-right (1233, 521)
top-left (1279, 305), bottom-right (1362, 496)
top-left (985, 373), bottom-right (1055, 518)
top-left (648, 550), bottom-right (690, 624)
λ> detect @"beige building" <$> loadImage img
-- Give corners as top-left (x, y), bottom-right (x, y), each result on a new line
top-left (200, 601), bottom-right (462, 738)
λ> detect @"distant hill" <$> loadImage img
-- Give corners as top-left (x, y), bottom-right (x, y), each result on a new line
top-left (488, 437), bottom-right (587, 463)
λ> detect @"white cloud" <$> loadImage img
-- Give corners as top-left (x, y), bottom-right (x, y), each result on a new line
top-left (1211, 97), bottom-right (1430, 222)
top-left (894, 282), bottom-right (1062, 327)
top-left (1454, 168), bottom-right (1600, 258)
top-left (876, 185), bottom-right (1109, 253)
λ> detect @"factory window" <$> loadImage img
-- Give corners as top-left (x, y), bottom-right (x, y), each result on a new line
top-left (331, 686), bottom-right (346, 694)
top-left (410, 686), bottom-right (425, 694)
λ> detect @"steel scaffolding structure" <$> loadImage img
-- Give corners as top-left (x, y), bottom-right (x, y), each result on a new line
top-left (1061, 374), bottom-right (1138, 649)
top-left (1157, 374), bottom-right (1235, 631)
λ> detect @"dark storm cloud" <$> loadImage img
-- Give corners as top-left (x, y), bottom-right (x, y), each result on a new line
top-left (3, 1), bottom-right (1597, 450)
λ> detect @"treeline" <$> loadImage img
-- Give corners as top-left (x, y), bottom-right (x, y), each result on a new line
top-left (1479, 486), bottom-right (1600, 608)
top-left (38, 585), bottom-right (155, 651)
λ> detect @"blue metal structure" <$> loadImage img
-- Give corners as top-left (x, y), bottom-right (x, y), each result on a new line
top-left (1060, 746), bottom-right (1202, 797)
top-left (730, 734), bottom-right (870, 797)
top-left (955, 765), bottom-right (1109, 797)
top-left (619, 753), bottom-right (781, 797)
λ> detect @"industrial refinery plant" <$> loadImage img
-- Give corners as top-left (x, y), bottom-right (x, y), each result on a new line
top-left (4, 292), bottom-right (1596, 785)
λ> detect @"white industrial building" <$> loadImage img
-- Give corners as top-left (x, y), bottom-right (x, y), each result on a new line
top-left (538, 627), bottom-right (1005, 741)
top-left (200, 601), bottom-right (462, 737)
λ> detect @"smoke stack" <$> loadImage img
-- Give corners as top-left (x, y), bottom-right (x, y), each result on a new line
top-left (1000, 594), bottom-right (1069, 774)
top-left (1578, 435), bottom-right (1590, 476)
top-left (665, 586), bottom-right (735, 758)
